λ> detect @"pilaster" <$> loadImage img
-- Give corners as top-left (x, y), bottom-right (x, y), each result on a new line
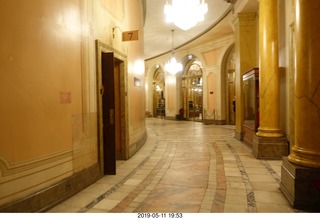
top-left (233, 13), bottom-right (257, 140)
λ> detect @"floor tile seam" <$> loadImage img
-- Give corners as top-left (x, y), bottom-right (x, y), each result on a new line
top-left (260, 160), bottom-right (281, 184)
top-left (226, 143), bottom-right (257, 213)
top-left (109, 141), bottom-right (175, 212)
top-left (77, 138), bottom-right (165, 212)
top-left (201, 193), bottom-right (215, 212)
top-left (113, 162), bottom-right (169, 212)
top-left (128, 148), bottom-right (177, 213)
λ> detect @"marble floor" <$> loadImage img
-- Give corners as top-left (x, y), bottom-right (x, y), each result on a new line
top-left (47, 118), bottom-right (302, 213)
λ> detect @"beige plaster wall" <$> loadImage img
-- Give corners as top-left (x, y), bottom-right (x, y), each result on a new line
top-left (278, 0), bottom-right (295, 141)
top-left (0, 0), bottom-right (145, 207)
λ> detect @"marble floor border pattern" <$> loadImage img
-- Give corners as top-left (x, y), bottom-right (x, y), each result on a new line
top-left (226, 143), bottom-right (257, 212)
top-left (110, 142), bottom-right (176, 212)
top-left (47, 119), bottom-right (300, 213)
top-left (260, 160), bottom-right (281, 184)
top-left (210, 142), bottom-right (226, 212)
top-left (77, 140), bottom-right (166, 212)
top-left (78, 141), bottom-right (284, 213)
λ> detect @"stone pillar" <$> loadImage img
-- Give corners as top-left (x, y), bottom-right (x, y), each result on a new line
top-left (280, 0), bottom-right (320, 211)
top-left (233, 13), bottom-right (257, 141)
top-left (252, 0), bottom-right (288, 159)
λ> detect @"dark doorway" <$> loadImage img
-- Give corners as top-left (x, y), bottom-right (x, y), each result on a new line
top-left (101, 52), bottom-right (121, 175)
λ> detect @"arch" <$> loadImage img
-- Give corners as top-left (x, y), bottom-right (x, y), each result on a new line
top-left (178, 55), bottom-right (204, 121)
top-left (152, 65), bottom-right (165, 118)
top-left (220, 43), bottom-right (236, 125)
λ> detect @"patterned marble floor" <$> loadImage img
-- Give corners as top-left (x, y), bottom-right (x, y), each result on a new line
top-left (47, 118), bottom-right (302, 213)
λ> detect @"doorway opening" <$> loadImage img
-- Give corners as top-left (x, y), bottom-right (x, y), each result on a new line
top-left (182, 60), bottom-right (203, 122)
top-left (152, 66), bottom-right (165, 118)
top-left (96, 40), bottom-right (128, 175)
top-left (225, 47), bottom-right (236, 125)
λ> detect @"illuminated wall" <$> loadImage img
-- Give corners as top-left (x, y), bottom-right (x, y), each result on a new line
top-left (0, 0), bottom-right (145, 210)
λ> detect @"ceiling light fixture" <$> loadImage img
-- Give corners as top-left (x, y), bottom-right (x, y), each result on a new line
top-left (164, 0), bottom-right (208, 31)
top-left (164, 30), bottom-right (183, 75)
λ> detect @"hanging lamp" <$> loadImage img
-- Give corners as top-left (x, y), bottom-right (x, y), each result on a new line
top-left (164, 0), bottom-right (208, 31)
top-left (164, 30), bottom-right (183, 75)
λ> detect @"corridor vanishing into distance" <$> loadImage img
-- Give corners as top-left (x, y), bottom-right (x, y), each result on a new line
top-left (48, 118), bottom-right (300, 213)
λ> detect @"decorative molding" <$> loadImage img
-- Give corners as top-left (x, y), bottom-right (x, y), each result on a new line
top-left (145, 7), bottom-right (234, 61)
top-left (0, 163), bottom-right (101, 212)
top-left (95, 39), bottom-right (129, 161)
top-left (225, 0), bottom-right (237, 4)
top-left (0, 149), bottom-right (72, 177)
top-left (100, 0), bottom-right (125, 21)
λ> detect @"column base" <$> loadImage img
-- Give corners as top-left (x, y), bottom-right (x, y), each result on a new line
top-left (234, 130), bottom-right (243, 141)
top-left (280, 157), bottom-right (320, 212)
top-left (252, 135), bottom-right (288, 159)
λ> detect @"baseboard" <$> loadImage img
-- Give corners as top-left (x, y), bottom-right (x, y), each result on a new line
top-left (0, 163), bottom-right (102, 212)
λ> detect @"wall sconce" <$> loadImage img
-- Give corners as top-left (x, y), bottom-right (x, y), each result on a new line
top-left (134, 77), bottom-right (141, 87)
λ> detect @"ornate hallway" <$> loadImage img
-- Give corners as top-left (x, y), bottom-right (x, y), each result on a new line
top-left (48, 118), bottom-right (300, 213)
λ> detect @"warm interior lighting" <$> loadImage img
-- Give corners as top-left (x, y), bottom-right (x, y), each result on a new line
top-left (164, 0), bottom-right (208, 31)
top-left (165, 56), bottom-right (183, 75)
top-left (164, 30), bottom-right (183, 75)
top-left (156, 84), bottom-right (162, 92)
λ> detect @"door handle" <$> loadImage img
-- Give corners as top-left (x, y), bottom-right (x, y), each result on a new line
top-left (100, 85), bottom-right (104, 95)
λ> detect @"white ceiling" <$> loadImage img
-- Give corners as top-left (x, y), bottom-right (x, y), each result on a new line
top-left (143, 0), bottom-right (233, 60)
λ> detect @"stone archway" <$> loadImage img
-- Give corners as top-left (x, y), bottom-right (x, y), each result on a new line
top-left (152, 66), bottom-right (165, 118)
top-left (226, 47), bottom-right (236, 125)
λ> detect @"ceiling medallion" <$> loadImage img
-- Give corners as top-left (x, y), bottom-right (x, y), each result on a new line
top-left (164, 0), bottom-right (208, 31)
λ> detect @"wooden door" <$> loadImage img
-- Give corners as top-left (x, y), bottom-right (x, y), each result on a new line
top-left (101, 52), bottom-right (116, 175)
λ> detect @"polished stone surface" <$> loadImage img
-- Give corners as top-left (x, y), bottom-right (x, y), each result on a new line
top-left (288, 0), bottom-right (320, 168)
top-left (257, 0), bottom-right (284, 139)
top-left (252, 135), bottom-right (288, 159)
top-left (47, 118), bottom-right (302, 213)
top-left (281, 157), bottom-right (320, 211)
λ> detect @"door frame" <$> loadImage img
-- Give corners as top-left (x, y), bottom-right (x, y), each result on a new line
top-left (222, 44), bottom-right (236, 125)
top-left (95, 40), bottom-right (129, 175)
top-left (181, 60), bottom-right (203, 122)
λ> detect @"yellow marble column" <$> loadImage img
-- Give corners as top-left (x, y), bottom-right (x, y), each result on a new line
top-left (256, 0), bottom-right (283, 138)
top-left (280, 2), bottom-right (320, 210)
top-left (233, 13), bottom-right (257, 140)
top-left (252, 0), bottom-right (288, 159)
top-left (288, 0), bottom-right (320, 168)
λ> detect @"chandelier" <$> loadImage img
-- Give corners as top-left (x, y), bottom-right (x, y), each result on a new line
top-left (165, 30), bottom-right (183, 75)
top-left (164, 0), bottom-right (208, 31)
